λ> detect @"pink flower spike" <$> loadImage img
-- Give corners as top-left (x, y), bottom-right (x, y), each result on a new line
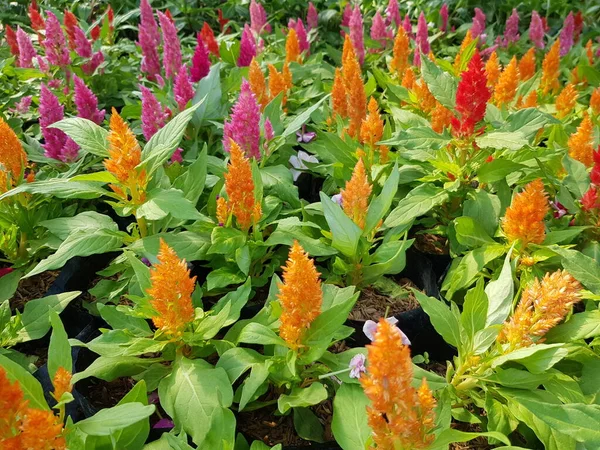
top-left (138, 0), bottom-right (161, 80)
top-left (403, 14), bottom-right (412, 38)
top-left (222, 79), bottom-right (261, 159)
top-left (386, 0), bottom-right (401, 28)
top-left (440, 4), bottom-right (449, 32)
top-left (171, 148), bottom-right (183, 163)
top-left (503, 9), bottom-right (520, 46)
top-left (158, 11), bottom-right (182, 80)
top-left (40, 84), bottom-right (79, 161)
top-left (12, 96), bottom-right (32, 114)
top-left (174, 65), bottom-right (194, 111)
top-left (415, 12), bottom-right (430, 61)
top-left (471, 8), bottom-right (486, 39)
top-left (250, 0), bottom-right (269, 35)
top-left (36, 56), bottom-right (49, 72)
top-left (73, 75), bottom-right (105, 124)
top-left (190, 38), bottom-right (210, 82)
top-left (140, 0), bottom-right (160, 46)
top-left (73, 26), bottom-right (92, 58)
top-left (294, 19), bottom-right (310, 55)
top-left (43, 11), bottom-right (71, 69)
top-left (264, 118), bottom-right (274, 141)
top-left (349, 6), bottom-right (365, 65)
top-left (370, 11), bottom-right (392, 50)
top-left (559, 12), bottom-right (574, 56)
top-left (307, 2), bottom-right (318, 30)
top-left (238, 24), bottom-right (256, 67)
top-left (16, 27), bottom-right (36, 68)
top-left (81, 50), bottom-right (104, 75)
top-left (140, 85), bottom-right (168, 140)
top-left (341, 3), bottom-right (352, 36)
top-left (529, 11), bottom-right (545, 49)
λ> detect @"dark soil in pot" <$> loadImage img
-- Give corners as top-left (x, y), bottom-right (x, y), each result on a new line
top-left (9, 270), bottom-right (59, 310)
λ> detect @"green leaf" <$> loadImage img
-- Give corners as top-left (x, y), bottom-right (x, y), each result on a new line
top-left (505, 108), bottom-right (560, 141)
top-left (260, 165), bottom-right (300, 208)
top-left (454, 216), bottom-right (496, 248)
top-left (48, 311), bottom-right (72, 381)
top-left (73, 403), bottom-right (155, 436)
top-left (173, 146), bottom-right (208, 203)
top-left (50, 118), bottom-right (109, 157)
top-left (209, 227), bottom-right (247, 255)
top-left (98, 304), bottom-right (152, 338)
top-left (414, 290), bottom-right (460, 348)
top-left (478, 159), bottom-right (527, 183)
top-left (420, 55), bottom-right (458, 109)
top-left (463, 190), bottom-right (501, 237)
top-left (476, 131), bottom-right (528, 151)
top-left (192, 64), bottom-right (222, 126)
top-left (128, 231), bottom-right (210, 262)
top-left (40, 211), bottom-right (117, 240)
top-left (492, 344), bottom-right (568, 374)
top-left (461, 278), bottom-right (488, 341)
top-left (72, 356), bottom-right (160, 383)
top-left (549, 246), bottom-right (600, 294)
top-left (485, 368), bottom-right (549, 390)
top-left (206, 266), bottom-right (246, 291)
top-left (281, 95), bottom-right (328, 138)
top-left (364, 163), bottom-right (399, 234)
top-left (0, 179), bottom-right (106, 201)
top-left (320, 192), bottom-right (362, 258)
top-left (545, 310), bottom-right (600, 343)
top-left (236, 246), bottom-right (251, 275)
top-left (137, 189), bottom-right (202, 221)
top-left (277, 383), bottom-right (328, 414)
top-left (385, 184), bottom-right (449, 228)
top-left (485, 249), bottom-right (514, 327)
top-left (543, 227), bottom-right (589, 245)
top-left (431, 429), bottom-right (510, 449)
top-left (237, 323), bottom-right (287, 347)
top-left (362, 239), bottom-right (412, 284)
top-left (331, 383), bottom-right (371, 450)
top-left (17, 292), bottom-right (80, 342)
top-left (0, 269), bottom-right (22, 302)
top-left (294, 407), bottom-right (325, 443)
top-left (0, 354), bottom-right (48, 410)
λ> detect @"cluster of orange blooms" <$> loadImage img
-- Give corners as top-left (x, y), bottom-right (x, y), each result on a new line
top-left (502, 179), bottom-right (549, 249)
top-left (390, 27), bottom-right (410, 80)
top-left (147, 239), bottom-right (196, 340)
top-left (249, 58), bottom-right (293, 109)
top-left (285, 28), bottom-right (302, 64)
top-left (277, 241), bottom-right (322, 349)
top-left (360, 319), bottom-right (436, 449)
top-left (0, 117), bottom-right (28, 193)
top-left (555, 82), bottom-right (578, 118)
top-left (568, 113), bottom-right (595, 166)
top-left (453, 30), bottom-right (474, 72)
top-left (498, 270), bottom-right (582, 350)
top-left (0, 367), bottom-right (67, 449)
top-left (541, 39), bottom-right (561, 95)
top-left (360, 97), bottom-right (389, 162)
top-left (341, 158), bottom-right (372, 229)
top-left (217, 140), bottom-right (262, 231)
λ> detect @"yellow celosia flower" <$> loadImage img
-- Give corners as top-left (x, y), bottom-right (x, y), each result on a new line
top-left (541, 39), bottom-right (561, 95)
top-left (51, 367), bottom-right (72, 402)
top-left (361, 319), bottom-right (436, 449)
top-left (555, 82), bottom-right (578, 118)
top-left (485, 51), bottom-right (501, 89)
top-left (401, 67), bottom-right (416, 90)
top-left (341, 158), bottom-right (372, 229)
top-left (249, 58), bottom-right (268, 109)
top-left (285, 28), bottom-right (301, 64)
top-left (390, 27), bottom-right (410, 79)
top-left (331, 67), bottom-right (348, 118)
top-left (591, 88), bottom-right (600, 116)
top-left (431, 102), bottom-right (453, 133)
top-left (494, 56), bottom-right (519, 106)
top-left (518, 47), bottom-right (536, 81)
top-left (502, 179), bottom-right (549, 248)
top-left (453, 30), bottom-right (474, 72)
top-left (498, 270), bottom-right (581, 350)
top-left (0, 117), bottom-right (27, 192)
top-left (360, 97), bottom-right (384, 148)
top-left (147, 239), bottom-right (196, 340)
top-left (277, 241), bottom-right (322, 349)
top-left (568, 113), bottom-right (594, 166)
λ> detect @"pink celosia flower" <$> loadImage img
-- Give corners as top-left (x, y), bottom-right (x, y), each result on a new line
top-left (11, 96), bottom-right (32, 114)
top-left (190, 38), bottom-right (210, 82)
top-left (349, 6), bottom-right (365, 65)
top-left (16, 27), bottom-right (36, 68)
top-left (503, 9), bottom-right (520, 47)
top-left (307, 2), bottom-right (318, 30)
top-left (138, 0), bottom-right (161, 80)
top-left (140, 85), bottom-right (168, 140)
top-left (43, 12), bottom-right (71, 68)
top-left (174, 65), bottom-right (194, 111)
top-left (81, 50), bottom-right (104, 75)
top-left (36, 56), bottom-right (49, 72)
top-left (370, 10), bottom-right (392, 50)
top-left (440, 4), bottom-right (449, 32)
top-left (140, 0), bottom-right (160, 45)
top-left (40, 84), bottom-right (79, 161)
top-left (471, 8), bottom-right (486, 39)
top-left (171, 148), bottom-right (183, 163)
top-left (414, 12), bottom-right (430, 66)
top-left (250, 0), bottom-right (270, 35)
top-left (291, 18), bottom-right (310, 55)
top-left (223, 79), bottom-right (261, 159)
top-left (529, 11), bottom-right (544, 49)
top-left (73, 26), bottom-right (92, 58)
top-left (386, 0), bottom-right (401, 28)
top-left (238, 24), bottom-right (256, 67)
top-left (479, 44), bottom-right (498, 58)
top-left (73, 75), bottom-right (105, 124)
top-left (403, 14), bottom-right (412, 37)
top-left (264, 118), bottom-right (274, 141)
top-left (559, 12), bottom-right (574, 56)
top-left (158, 11), bottom-right (182, 80)
top-left (341, 4), bottom-right (352, 36)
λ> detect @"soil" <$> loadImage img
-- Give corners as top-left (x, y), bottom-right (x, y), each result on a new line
top-left (449, 423), bottom-right (494, 450)
top-left (348, 279), bottom-right (420, 321)
top-left (78, 376), bottom-right (137, 411)
top-left (413, 232), bottom-right (449, 256)
top-left (10, 270), bottom-right (59, 310)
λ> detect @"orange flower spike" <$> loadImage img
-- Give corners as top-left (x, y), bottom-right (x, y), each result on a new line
top-left (485, 51), bottom-right (501, 89)
top-left (344, 56), bottom-right (367, 138)
top-left (519, 47), bottom-right (537, 81)
top-left (431, 102), bottom-right (453, 133)
top-left (104, 108), bottom-right (142, 183)
top-left (0, 117), bottom-right (27, 191)
top-left (401, 66), bottom-right (416, 90)
top-left (390, 27), bottom-right (410, 79)
top-left (277, 241), bottom-right (322, 350)
top-left (502, 179), bottom-right (549, 248)
top-left (494, 56), bottom-right (519, 106)
top-left (285, 28), bottom-right (301, 64)
top-left (224, 140), bottom-right (257, 230)
top-left (555, 82), bottom-right (578, 119)
top-left (498, 270), bottom-right (581, 350)
top-left (568, 113), bottom-right (595, 166)
top-left (216, 196), bottom-right (230, 226)
top-left (453, 30), bottom-right (474, 71)
top-left (521, 90), bottom-right (539, 108)
top-left (342, 34), bottom-right (356, 67)
top-left (331, 67), bottom-right (348, 118)
top-left (249, 58), bottom-right (268, 109)
top-left (414, 78), bottom-right (437, 114)
top-left (0, 367), bottom-right (27, 436)
top-left (591, 88), bottom-right (600, 116)
top-left (341, 158), bottom-right (372, 229)
top-left (541, 39), bottom-right (561, 95)
top-left (18, 408), bottom-right (66, 450)
top-left (51, 367), bottom-right (72, 402)
top-left (416, 379), bottom-right (436, 437)
top-left (586, 39), bottom-right (594, 65)
top-left (360, 97), bottom-right (384, 148)
top-left (147, 239), bottom-right (196, 339)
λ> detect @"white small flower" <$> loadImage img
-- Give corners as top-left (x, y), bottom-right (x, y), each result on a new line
top-left (289, 150), bottom-right (319, 181)
top-left (331, 193), bottom-right (343, 206)
top-left (349, 353), bottom-right (366, 379)
top-left (363, 317), bottom-right (411, 345)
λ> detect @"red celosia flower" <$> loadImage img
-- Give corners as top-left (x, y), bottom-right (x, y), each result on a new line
top-left (581, 186), bottom-right (600, 211)
top-left (5, 25), bottom-right (19, 57)
top-left (63, 10), bottom-right (78, 50)
top-left (218, 9), bottom-right (229, 31)
top-left (107, 5), bottom-right (114, 32)
top-left (90, 25), bottom-right (101, 41)
top-left (200, 22), bottom-right (219, 57)
top-left (451, 50), bottom-right (491, 138)
top-left (29, 0), bottom-right (45, 32)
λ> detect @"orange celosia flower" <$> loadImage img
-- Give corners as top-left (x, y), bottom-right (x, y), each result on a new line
top-left (390, 27), bottom-right (410, 79)
top-left (361, 319), bottom-right (436, 449)
top-left (285, 28), bottom-right (301, 64)
top-left (591, 88), bottom-right (600, 116)
top-left (342, 37), bottom-right (367, 138)
top-left (104, 108), bottom-right (147, 204)
top-left (341, 158), bottom-right (372, 229)
top-left (519, 47), bottom-right (536, 81)
top-left (494, 56), bottom-right (519, 106)
top-left (541, 39), bottom-right (561, 95)
top-left (519, 90), bottom-right (538, 109)
top-left (216, 196), bottom-right (229, 226)
top-left (223, 140), bottom-right (261, 231)
top-left (277, 241), bottom-right (322, 349)
top-left (431, 102), bottom-right (453, 133)
top-left (18, 408), bottom-right (66, 450)
top-left (401, 67), bottom-right (416, 90)
top-left (249, 58), bottom-right (268, 109)
top-left (502, 179), bottom-right (549, 248)
top-left (485, 51), bottom-right (501, 89)
top-left (568, 113), bottom-right (594, 166)
top-left (586, 39), bottom-right (594, 65)
top-left (342, 33), bottom-right (356, 66)
top-left (498, 270), bottom-right (581, 350)
top-left (0, 367), bottom-right (27, 436)
top-left (453, 30), bottom-right (474, 72)
top-left (414, 78), bottom-right (437, 114)
top-left (555, 82), bottom-right (578, 118)
top-left (331, 67), bottom-right (348, 118)
top-left (0, 117), bottom-right (27, 192)
top-left (268, 63), bottom-right (292, 108)
top-left (147, 239), bottom-right (196, 339)
top-left (360, 97), bottom-right (384, 148)
top-left (51, 367), bottom-right (72, 402)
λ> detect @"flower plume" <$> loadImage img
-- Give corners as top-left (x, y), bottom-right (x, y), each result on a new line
top-left (341, 158), bottom-right (372, 229)
top-left (223, 79), bottom-right (261, 159)
top-left (502, 179), bottom-right (549, 248)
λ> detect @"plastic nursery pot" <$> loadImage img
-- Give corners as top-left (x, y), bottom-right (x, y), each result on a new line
top-left (295, 172), bottom-right (325, 204)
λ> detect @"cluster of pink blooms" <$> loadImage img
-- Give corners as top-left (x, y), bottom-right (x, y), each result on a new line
top-left (440, 4), bottom-right (449, 32)
top-left (370, 11), bottom-right (393, 50)
top-left (288, 19), bottom-right (310, 55)
top-left (502, 9), bottom-right (520, 47)
top-left (43, 12), bottom-right (71, 69)
top-left (238, 24), bottom-right (257, 67)
top-left (529, 11), bottom-right (545, 49)
top-left (138, 0), bottom-right (162, 80)
top-left (386, 0), bottom-right (401, 28)
top-left (140, 85), bottom-right (169, 141)
top-left (470, 8), bottom-right (486, 40)
top-left (174, 66), bottom-right (194, 111)
top-left (414, 12), bottom-right (430, 66)
top-left (191, 37), bottom-right (211, 82)
top-left (307, 2), bottom-right (318, 30)
top-left (223, 80), bottom-right (262, 159)
top-left (158, 12), bottom-right (182, 80)
top-left (39, 84), bottom-right (79, 162)
top-left (73, 75), bottom-right (105, 125)
top-left (349, 6), bottom-right (365, 65)
top-left (250, 0), bottom-right (271, 35)
top-left (16, 27), bottom-right (37, 68)
top-left (559, 12), bottom-right (574, 56)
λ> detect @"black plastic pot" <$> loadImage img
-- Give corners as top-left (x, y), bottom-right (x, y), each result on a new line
top-left (295, 172), bottom-right (325, 203)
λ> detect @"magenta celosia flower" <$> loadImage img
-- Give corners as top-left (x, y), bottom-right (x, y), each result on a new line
top-left (36, 56), bottom-right (49, 72)
top-left (370, 11), bottom-right (392, 50)
top-left (73, 26), bottom-right (92, 58)
top-left (529, 11), bottom-right (544, 49)
top-left (403, 14), bottom-right (412, 37)
top-left (440, 4), bottom-right (449, 32)
top-left (471, 8), bottom-right (486, 39)
top-left (237, 24), bottom-right (256, 67)
top-left (138, 0), bottom-right (161, 80)
top-left (341, 3), bottom-right (352, 36)
top-left (349, 6), bottom-right (365, 65)
top-left (140, 0), bottom-right (161, 45)
top-left (140, 85), bottom-right (168, 140)
top-left (294, 19), bottom-right (310, 55)
top-left (190, 38), bottom-right (210, 82)
top-left (11, 96), bottom-right (32, 114)
top-left (158, 12), bottom-right (182, 80)
top-left (40, 84), bottom-right (79, 161)
top-left (479, 44), bottom-right (498, 58)
top-left (414, 11), bottom-right (429, 65)
top-left (250, 0), bottom-right (270, 35)
top-left (73, 75), bottom-right (105, 124)
top-left (307, 2), bottom-right (318, 30)
top-left (43, 12), bottom-right (70, 68)
top-left (174, 65), bottom-right (194, 111)
top-left (503, 9), bottom-right (520, 47)
top-left (559, 12), bottom-right (574, 56)
top-left (81, 50), bottom-right (104, 75)
top-left (386, 0), bottom-right (401, 28)
top-left (171, 148), bottom-right (183, 163)
top-left (16, 27), bottom-right (36, 68)
top-left (223, 79), bottom-right (261, 159)
top-left (264, 118), bottom-right (274, 141)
